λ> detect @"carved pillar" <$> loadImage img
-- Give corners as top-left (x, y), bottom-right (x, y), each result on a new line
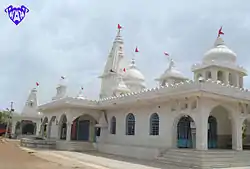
top-left (236, 74), bottom-right (240, 87)
top-left (66, 122), bottom-right (72, 141)
top-left (224, 71), bottom-right (229, 84)
top-left (232, 116), bottom-right (243, 151)
top-left (196, 99), bottom-right (209, 150)
top-left (211, 70), bottom-right (217, 81)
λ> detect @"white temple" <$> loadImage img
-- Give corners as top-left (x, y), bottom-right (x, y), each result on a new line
top-left (11, 26), bottom-right (250, 168)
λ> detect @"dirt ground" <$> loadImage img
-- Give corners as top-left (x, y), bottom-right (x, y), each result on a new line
top-left (0, 138), bottom-right (94, 169)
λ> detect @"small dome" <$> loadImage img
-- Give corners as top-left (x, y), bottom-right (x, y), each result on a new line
top-left (162, 69), bottom-right (186, 79)
top-left (76, 88), bottom-right (86, 99)
top-left (124, 59), bottom-right (145, 81)
top-left (116, 78), bottom-right (130, 92)
top-left (157, 59), bottom-right (187, 80)
top-left (203, 37), bottom-right (237, 64)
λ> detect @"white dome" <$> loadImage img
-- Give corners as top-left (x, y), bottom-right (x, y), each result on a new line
top-left (203, 37), bottom-right (237, 64)
top-left (162, 69), bottom-right (186, 79)
top-left (114, 77), bottom-right (130, 93)
top-left (157, 59), bottom-right (187, 80)
top-left (124, 59), bottom-right (145, 81)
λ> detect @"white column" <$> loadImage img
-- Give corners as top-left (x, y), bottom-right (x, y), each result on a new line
top-left (232, 117), bottom-right (243, 150)
top-left (196, 100), bottom-right (209, 150)
top-left (36, 122), bottom-right (41, 136)
top-left (66, 122), bottom-right (72, 141)
top-left (196, 116), bottom-right (208, 150)
top-left (236, 74), bottom-right (240, 87)
top-left (224, 71), bottom-right (229, 84)
top-left (211, 70), bottom-right (217, 81)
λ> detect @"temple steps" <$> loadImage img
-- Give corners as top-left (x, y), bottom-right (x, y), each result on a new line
top-left (55, 140), bottom-right (96, 152)
top-left (157, 148), bottom-right (250, 169)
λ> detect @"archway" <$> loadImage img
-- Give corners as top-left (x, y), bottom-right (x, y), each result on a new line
top-left (176, 115), bottom-right (196, 148)
top-left (71, 114), bottom-right (97, 142)
top-left (58, 114), bottom-right (67, 140)
top-left (41, 117), bottom-right (48, 137)
top-left (208, 116), bottom-right (217, 148)
top-left (209, 105), bottom-right (232, 149)
top-left (21, 120), bottom-right (36, 135)
top-left (15, 121), bottom-right (21, 135)
top-left (217, 71), bottom-right (223, 82)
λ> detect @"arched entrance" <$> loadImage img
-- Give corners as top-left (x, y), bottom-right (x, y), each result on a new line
top-left (209, 105), bottom-right (232, 149)
top-left (58, 114), bottom-right (67, 140)
top-left (71, 114), bottom-right (97, 142)
top-left (208, 116), bottom-right (217, 148)
top-left (21, 120), bottom-right (36, 135)
top-left (176, 115), bottom-right (196, 148)
top-left (41, 117), bottom-right (48, 137)
top-left (15, 121), bottom-right (21, 135)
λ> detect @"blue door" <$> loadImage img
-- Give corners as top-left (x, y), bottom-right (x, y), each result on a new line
top-left (78, 120), bottom-right (89, 141)
top-left (208, 116), bottom-right (217, 148)
top-left (177, 117), bottom-right (193, 148)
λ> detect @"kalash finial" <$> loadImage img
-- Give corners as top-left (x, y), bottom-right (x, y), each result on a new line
top-left (118, 24), bottom-right (122, 31)
top-left (214, 26), bottom-right (225, 47)
top-left (115, 24), bottom-right (123, 41)
top-left (217, 26), bottom-right (224, 38)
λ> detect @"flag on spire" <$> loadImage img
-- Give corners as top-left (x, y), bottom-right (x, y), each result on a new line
top-left (36, 82), bottom-right (39, 86)
top-left (61, 76), bottom-right (65, 80)
top-left (118, 24), bottom-right (122, 30)
top-left (164, 52), bottom-right (169, 56)
top-left (135, 46), bottom-right (139, 53)
top-left (218, 26), bottom-right (224, 37)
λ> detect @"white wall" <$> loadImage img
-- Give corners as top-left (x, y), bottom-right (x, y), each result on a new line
top-left (101, 103), bottom-right (175, 149)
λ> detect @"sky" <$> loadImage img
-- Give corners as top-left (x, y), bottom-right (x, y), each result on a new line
top-left (0, 0), bottom-right (250, 112)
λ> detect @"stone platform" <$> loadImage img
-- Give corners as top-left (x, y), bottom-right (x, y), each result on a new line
top-left (157, 148), bottom-right (250, 169)
top-left (20, 138), bottom-right (56, 149)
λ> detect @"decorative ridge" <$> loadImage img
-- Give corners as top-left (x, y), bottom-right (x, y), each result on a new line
top-left (39, 79), bottom-right (250, 108)
top-left (97, 79), bottom-right (250, 102)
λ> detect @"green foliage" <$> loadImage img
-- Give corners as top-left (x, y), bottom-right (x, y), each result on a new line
top-left (242, 123), bottom-right (247, 140)
top-left (0, 111), bottom-right (10, 124)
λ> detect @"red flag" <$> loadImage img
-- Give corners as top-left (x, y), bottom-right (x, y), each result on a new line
top-left (218, 26), bottom-right (224, 37)
top-left (135, 47), bottom-right (139, 53)
top-left (123, 68), bottom-right (126, 72)
top-left (118, 24), bottom-right (122, 30)
top-left (61, 76), bottom-right (65, 79)
top-left (164, 52), bottom-right (169, 56)
top-left (36, 82), bottom-right (39, 86)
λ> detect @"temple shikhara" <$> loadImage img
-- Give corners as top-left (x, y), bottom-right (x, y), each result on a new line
top-left (10, 25), bottom-right (250, 168)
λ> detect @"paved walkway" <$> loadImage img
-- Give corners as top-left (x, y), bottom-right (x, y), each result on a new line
top-left (0, 138), bottom-right (94, 169)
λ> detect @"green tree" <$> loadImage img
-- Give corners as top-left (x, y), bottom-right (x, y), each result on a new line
top-left (0, 111), bottom-right (10, 124)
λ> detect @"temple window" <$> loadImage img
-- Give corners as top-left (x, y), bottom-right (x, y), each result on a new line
top-left (110, 116), bottom-right (116, 134)
top-left (149, 113), bottom-right (159, 136)
top-left (126, 113), bottom-right (135, 135)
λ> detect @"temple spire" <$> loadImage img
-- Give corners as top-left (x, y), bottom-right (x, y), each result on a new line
top-left (99, 24), bottom-right (126, 98)
top-left (21, 88), bottom-right (38, 116)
